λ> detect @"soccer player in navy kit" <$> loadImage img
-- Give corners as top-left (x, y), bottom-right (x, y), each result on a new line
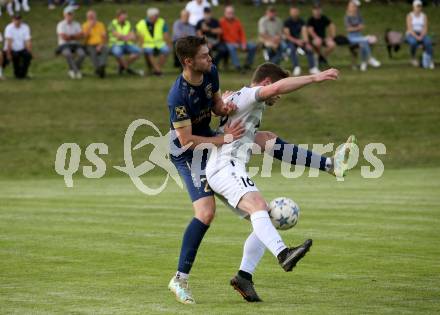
top-left (167, 36), bottom-right (354, 304)
top-left (167, 36), bottom-right (244, 304)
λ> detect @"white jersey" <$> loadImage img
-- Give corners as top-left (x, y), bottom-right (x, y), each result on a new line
top-left (211, 86), bottom-right (265, 165)
top-left (206, 85), bottom-right (264, 212)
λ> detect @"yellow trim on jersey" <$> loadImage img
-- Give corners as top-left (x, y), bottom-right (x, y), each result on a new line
top-left (173, 119), bottom-right (192, 128)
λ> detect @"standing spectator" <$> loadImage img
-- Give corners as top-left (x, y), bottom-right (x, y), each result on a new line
top-left (136, 7), bottom-right (171, 76)
top-left (108, 9), bottom-right (141, 75)
top-left (196, 7), bottom-right (227, 66)
top-left (284, 6), bottom-right (318, 76)
top-left (185, 0), bottom-right (210, 27)
top-left (56, 6), bottom-right (85, 79)
top-left (4, 14), bottom-right (32, 79)
top-left (82, 9), bottom-right (108, 78)
top-left (220, 5), bottom-right (257, 72)
top-left (406, 0), bottom-right (434, 69)
top-left (172, 10), bottom-right (196, 68)
top-left (345, 0), bottom-right (380, 72)
top-left (307, 4), bottom-right (336, 67)
top-left (258, 6), bottom-right (284, 65)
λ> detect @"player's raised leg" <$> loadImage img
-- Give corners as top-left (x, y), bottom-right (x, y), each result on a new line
top-left (254, 131), bottom-right (357, 179)
top-left (237, 191), bottom-right (312, 272)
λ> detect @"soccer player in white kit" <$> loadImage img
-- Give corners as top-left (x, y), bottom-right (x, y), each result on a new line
top-left (206, 62), bottom-right (344, 302)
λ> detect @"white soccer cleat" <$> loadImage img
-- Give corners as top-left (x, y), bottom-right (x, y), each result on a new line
top-left (411, 59), bottom-right (419, 67)
top-left (68, 70), bottom-right (76, 79)
top-left (309, 67), bottom-right (320, 75)
top-left (293, 66), bottom-right (301, 76)
top-left (330, 135), bottom-right (357, 179)
top-left (168, 276), bottom-right (196, 305)
top-left (75, 71), bottom-right (83, 79)
top-left (368, 57), bottom-right (381, 68)
top-left (429, 62), bottom-right (435, 70)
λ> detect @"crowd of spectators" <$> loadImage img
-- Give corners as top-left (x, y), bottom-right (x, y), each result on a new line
top-left (0, 0), bottom-right (436, 80)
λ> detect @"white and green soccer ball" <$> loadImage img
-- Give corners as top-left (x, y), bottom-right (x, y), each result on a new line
top-left (269, 197), bottom-right (300, 230)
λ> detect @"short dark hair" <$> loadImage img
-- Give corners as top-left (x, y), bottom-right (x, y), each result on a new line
top-left (116, 9), bottom-right (126, 17)
top-left (175, 36), bottom-right (207, 66)
top-left (251, 62), bottom-right (290, 84)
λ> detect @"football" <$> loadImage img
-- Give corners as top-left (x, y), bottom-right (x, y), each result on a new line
top-left (269, 197), bottom-right (300, 230)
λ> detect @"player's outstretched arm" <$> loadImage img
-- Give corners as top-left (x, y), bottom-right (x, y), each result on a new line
top-left (175, 120), bottom-right (245, 150)
top-left (257, 68), bottom-right (339, 101)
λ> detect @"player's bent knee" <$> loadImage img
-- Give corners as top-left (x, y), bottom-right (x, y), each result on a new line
top-left (193, 196), bottom-right (216, 225)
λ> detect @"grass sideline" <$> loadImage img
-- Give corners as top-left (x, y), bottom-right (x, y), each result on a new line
top-left (0, 3), bottom-right (440, 177)
top-left (1, 169), bottom-right (439, 314)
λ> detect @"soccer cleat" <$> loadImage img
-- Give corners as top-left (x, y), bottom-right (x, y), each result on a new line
top-left (293, 66), bottom-right (301, 76)
top-left (278, 239), bottom-right (313, 272)
top-left (230, 274), bottom-right (263, 303)
top-left (168, 276), bottom-right (196, 305)
top-left (329, 135), bottom-right (357, 179)
top-left (309, 67), bottom-right (320, 75)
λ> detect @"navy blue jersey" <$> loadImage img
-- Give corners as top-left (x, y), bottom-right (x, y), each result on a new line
top-left (168, 65), bottom-right (220, 159)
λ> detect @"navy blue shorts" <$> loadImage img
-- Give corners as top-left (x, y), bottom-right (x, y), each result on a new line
top-left (171, 152), bottom-right (214, 203)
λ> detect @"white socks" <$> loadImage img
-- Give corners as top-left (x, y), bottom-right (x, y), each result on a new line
top-left (250, 210), bottom-right (287, 257)
top-left (239, 232), bottom-right (266, 274)
top-left (175, 271), bottom-right (189, 280)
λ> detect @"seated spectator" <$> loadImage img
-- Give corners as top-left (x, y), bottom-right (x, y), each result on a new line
top-left (136, 7), bottom-right (170, 76)
top-left (284, 6), bottom-right (318, 76)
top-left (82, 10), bottom-right (108, 78)
top-left (258, 6), bottom-right (284, 65)
top-left (108, 9), bottom-right (141, 75)
top-left (172, 10), bottom-right (196, 68)
top-left (196, 7), bottom-right (228, 66)
top-left (3, 14), bottom-right (32, 79)
top-left (406, 0), bottom-right (434, 69)
top-left (307, 4), bottom-right (336, 67)
top-left (220, 5), bottom-right (256, 72)
top-left (185, 0), bottom-right (210, 27)
top-left (56, 6), bottom-right (85, 79)
top-left (345, 0), bottom-right (380, 72)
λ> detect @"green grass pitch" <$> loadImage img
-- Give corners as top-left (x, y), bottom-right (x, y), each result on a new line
top-left (1, 170), bottom-right (440, 314)
top-left (1, 2), bottom-right (440, 314)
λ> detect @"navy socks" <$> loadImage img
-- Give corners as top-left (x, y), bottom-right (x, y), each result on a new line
top-left (272, 137), bottom-right (328, 171)
top-left (177, 217), bottom-right (209, 274)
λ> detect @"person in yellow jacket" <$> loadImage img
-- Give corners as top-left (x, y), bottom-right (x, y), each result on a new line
top-left (108, 9), bottom-right (141, 75)
top-left (136, 7), bottom-right (171, 76)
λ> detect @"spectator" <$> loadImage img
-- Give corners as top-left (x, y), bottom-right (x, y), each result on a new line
top-left (284, 6), bottom-right (318, 76)
top-left (345, 0), bottom-right (380, 72)
top-left (406, 0), bottom-right (434, 69)
top-left (82, 10), bottom-right (108, 78)
top-left (185, 0), bottom-right (210, 27)
top-left (307, 4), bottom-right (336, 67)
top-left (3, 14), bottom-right (32, 79)
top-left (136, 7), bottom-right (170, 76)
top-left (220, 5), bottom-right (256, 72)
top-left (258, 6), bottom-right (284, 65)
top-left (196, 7), bottom-right (227, 66)
top-left (108, 9), bottom-right (141, 75)
top-left (56, 6), bottom-right (85, 79)
top-left (172, 10), bottom-right (196, 67)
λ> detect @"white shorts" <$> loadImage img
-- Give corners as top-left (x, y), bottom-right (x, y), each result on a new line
top-left (206, 158), bottom-right (259, 218)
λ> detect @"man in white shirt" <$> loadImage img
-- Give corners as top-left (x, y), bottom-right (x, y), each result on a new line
top-left (56, 6), bottom-right (85, 79)
top-left (185, 0), bottom-right (210, 26)
top-left (3, 14), bottom-right (32, 79)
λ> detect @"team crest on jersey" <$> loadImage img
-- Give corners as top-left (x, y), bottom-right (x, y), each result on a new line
top-left (175, 106), bottom-right (187, 119)
top-left (205, 83), bottom-right (213, 99)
